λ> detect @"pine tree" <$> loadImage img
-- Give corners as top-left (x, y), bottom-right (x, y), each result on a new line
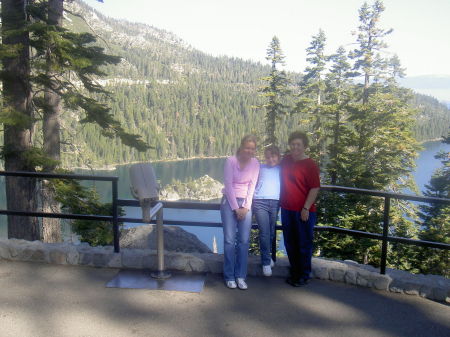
top-left (317, 1), bottom-right (419, 267)
top-left (1, 0), bottom-right (40, 240)
top-left (295, 29), bottom-right (328, 165)
top-left (41, 0), bottom-right (64, 243)
top-left (259, 36), bottom-right (291, 147)
top-left (349, 0), bottom-right (392, 104)
top-left (0, 0), bottom-right (151, 242)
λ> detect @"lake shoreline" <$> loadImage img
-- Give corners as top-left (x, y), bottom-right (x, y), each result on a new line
top-left (418, 138), bottom-right (445, 145)
top-left (68, 155), bottom-right (229, 171)
top-left (67, 139), bottom-right (446, 171)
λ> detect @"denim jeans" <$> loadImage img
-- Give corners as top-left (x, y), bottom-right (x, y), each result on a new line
top-left (220, 196), bottom-right (253, 281)
top-left (281, 208), bottom-right (317, 281)
top-left (252, 199), bottom-right (280, 266)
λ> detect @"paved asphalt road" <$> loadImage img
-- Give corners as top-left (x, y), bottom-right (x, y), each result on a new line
top-left (0, 260), bottom-right (449, 337)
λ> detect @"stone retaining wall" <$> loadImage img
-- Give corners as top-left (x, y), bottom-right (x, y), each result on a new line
top-left (0, 238), bottom-right (448, 303)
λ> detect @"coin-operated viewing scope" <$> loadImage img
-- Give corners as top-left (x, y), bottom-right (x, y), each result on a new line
top-left (129, 163), bottom-right (159, 223)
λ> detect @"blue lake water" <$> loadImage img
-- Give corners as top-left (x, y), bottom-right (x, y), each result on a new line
top-left (0, 141), bottom-right (449, 252)
top-left (413, 141), bottom-right (449, 193)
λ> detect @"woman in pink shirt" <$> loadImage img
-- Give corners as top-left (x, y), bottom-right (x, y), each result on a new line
top-left (221, 135), bottom-right (260, 290)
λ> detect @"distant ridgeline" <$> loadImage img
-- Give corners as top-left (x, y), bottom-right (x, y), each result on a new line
top-left (61, 1), bottom-right (450, 168)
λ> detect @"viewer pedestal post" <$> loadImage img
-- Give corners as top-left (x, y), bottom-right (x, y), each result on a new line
top-left (151, 203), bottom-right (171, 279)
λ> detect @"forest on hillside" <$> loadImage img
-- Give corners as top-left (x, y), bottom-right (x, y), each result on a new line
top-left (56, 0), bottom-right (450, 168)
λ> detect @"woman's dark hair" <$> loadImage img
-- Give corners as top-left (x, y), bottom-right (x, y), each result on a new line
top-left (288, 131), bottom-right (309, 148)
top-left (264, 145), bottom-right (280, 157)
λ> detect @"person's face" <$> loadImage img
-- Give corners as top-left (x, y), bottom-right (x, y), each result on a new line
top-left (289, 138), bottom-right (306, 157)
top-left (239, 141), bottom-right (256, 160)
top-left (265, 151), bottom-right (280, 167)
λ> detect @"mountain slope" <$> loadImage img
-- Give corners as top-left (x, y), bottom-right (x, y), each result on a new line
top-left (60, 1), bottom-right (449, 168)
top-left (62, 1), bottom-right (299, 167)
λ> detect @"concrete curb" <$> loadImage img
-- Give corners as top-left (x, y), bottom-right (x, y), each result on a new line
top-left (0, 238), bottom-right (448, 302)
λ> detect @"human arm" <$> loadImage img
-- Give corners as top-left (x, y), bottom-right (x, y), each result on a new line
top-left (242, 159), bottom-right (260, 210)
top-left (301, 187), bottom-right (320, 221)
top-left (301, 159), bottom-right (321, 221)
top-left (235, 160), bottom-right (259, 220)
top-left (223, 157), bottom-right (239, 211)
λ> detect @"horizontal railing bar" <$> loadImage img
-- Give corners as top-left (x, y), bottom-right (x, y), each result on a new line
top-left (120, 217), bottom-right (261, 229)
top-left (315, 225), bottom-right (383, 240)
top-left (321, 185), bottom-right (450, 204)
top-left (0, 209), bottom-right (113, 221)
top-left (0, 170), bottom-right (118, 181)
top-left (118, 199), bottom-right (220, 210)
top-left (385, 236), bottom-right (450, 249)
top-left (119, 186), bottom-right (449, 210)
top-left (119, 217), bottom-right (224, 228)
top-left (119, 219), bottom-right (450, 250)
top-left (315, 225), bottom-right (450, 250)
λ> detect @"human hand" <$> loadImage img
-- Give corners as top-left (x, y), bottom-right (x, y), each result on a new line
top-left (235, 207), bottom-right (249, 220)
top-left (301, 208), bottom-right (309, 222)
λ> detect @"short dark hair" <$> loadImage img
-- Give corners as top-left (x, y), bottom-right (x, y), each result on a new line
top-left (264, 145), bottom-right (280, 157)
top-left (288, 131), bottom-right (309, 148)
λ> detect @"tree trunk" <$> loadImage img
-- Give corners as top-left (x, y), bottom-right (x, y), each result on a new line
top-left (2, 0), bottom-right (40, 240)
top-left (42, 0), bottom-right (64, 243)
top-left (330, 109), bottom-right (340, 185)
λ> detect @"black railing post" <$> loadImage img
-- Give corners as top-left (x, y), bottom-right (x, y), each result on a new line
top-left (112, 178), bottom-right (119, 253)
top-left (380, 196), bottom-right (390, 274)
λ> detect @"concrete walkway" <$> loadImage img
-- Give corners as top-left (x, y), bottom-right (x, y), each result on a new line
top-left (0, 260), bottom-right (449, 337)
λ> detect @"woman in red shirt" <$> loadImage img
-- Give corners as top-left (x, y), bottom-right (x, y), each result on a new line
top-left (280, 131), bottom-right (320, 286)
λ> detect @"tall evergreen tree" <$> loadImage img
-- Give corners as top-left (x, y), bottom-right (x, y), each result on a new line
top-left (350, 0), bottom-right (392, 104)
top-left (317, 1), bottom-right (419, 267)
top-left (259, 36), bottom-right (291, 147)
top-left (41, 0), bottom-right (64, 243)
top-left (295, 29), bottom-right (328, 165)
top-left (324, 46), bottom-right (355, 184)
top-left (0, 0), bottom-right (151, 242)
top-left (1, 0), bottom-right (40, 240)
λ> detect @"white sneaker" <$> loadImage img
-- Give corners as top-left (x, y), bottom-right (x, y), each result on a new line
top-left (236, 278), bottom-right (248, 290)
top-left (226, 280), bottom-right (237, 289)
top-left (270, 259), bottom-right (275, 268)
top-left (262, 265), bottom-right (272, 277)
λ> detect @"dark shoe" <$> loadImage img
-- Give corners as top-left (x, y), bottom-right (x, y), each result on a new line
top-left (285, 277), bottom-right (302, 287)
top-left (298, 278), bottom-right (309, 286)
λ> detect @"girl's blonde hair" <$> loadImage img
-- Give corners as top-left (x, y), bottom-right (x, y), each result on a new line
top-left (237, 134), bottom-right (257, 155)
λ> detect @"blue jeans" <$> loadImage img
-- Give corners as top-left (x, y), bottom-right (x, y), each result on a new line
top-left (281, 208), bottom-right (317, 281)
top-left (220, 196), bottom-right (252, 281)
top-left (253, 199), bottom-right (280, 266)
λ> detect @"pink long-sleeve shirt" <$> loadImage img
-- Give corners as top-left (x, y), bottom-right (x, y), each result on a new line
top-left (222, 156), bottom-right (260, 211)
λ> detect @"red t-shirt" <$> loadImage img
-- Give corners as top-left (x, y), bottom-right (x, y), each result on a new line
top-left (280, 155), bottom-right (321, 212)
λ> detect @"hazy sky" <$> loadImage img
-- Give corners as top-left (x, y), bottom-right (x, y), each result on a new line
top-left (84, 0), bottom-right (450, 77)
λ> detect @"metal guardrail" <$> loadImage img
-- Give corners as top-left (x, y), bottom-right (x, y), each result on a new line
top-left (320, 185), bottom-right (450, 274)
top-left (1, 171), bottom-right (449, 274)
top-left (119, 187), bottom-right (450, 275)
top-left (0, 171), bottom-right (121, 253)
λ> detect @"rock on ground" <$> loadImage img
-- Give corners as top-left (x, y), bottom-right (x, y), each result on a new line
top-left (120, 225), bottom-right (211, 253)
